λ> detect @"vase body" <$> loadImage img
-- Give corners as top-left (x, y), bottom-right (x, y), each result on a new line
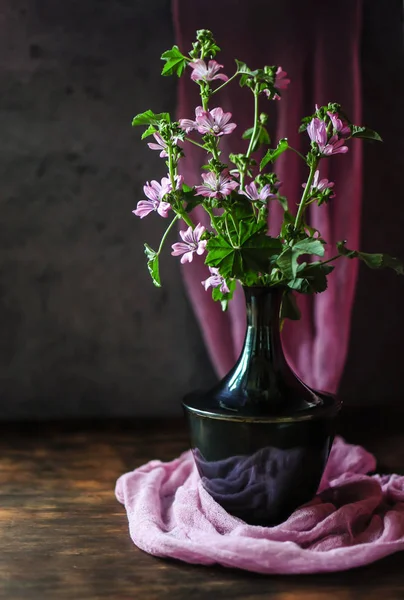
top-left (183, 286), bottom-right (341, 526)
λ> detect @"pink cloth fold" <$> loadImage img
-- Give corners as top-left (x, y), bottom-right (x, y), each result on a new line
top-left (115, 437), bottom-right (404, 574)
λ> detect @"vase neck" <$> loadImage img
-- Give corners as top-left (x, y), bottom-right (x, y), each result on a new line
top-left (210, 286), bottom-right (320, 415)
top-left (244, 286), bottom-right (282, 331)
top-left (241, 286), bottom-right (285, 377)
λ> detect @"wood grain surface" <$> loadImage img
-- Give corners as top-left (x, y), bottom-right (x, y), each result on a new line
top-left (1, 409), bottom-right (404, 600)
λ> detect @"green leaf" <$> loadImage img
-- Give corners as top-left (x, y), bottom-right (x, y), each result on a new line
top-left (337, 241), bottom-right (357, 259)
top-left (144, 244), bottom-right (161, 287)
top-left (298, 114), bottom-right (316, 134)
top-left (181, 183), bottom-right (203, 212)
top-left (132, 110), bottom-right (170, 127)
top-left (293, 238), bottom-right (325, 258)
top-left (242, 127), bottom-right (255, 140)
top-left (351, 126), bottom-right (383, 142)
top-left (241, 232), bottom-right (282, 273)
top-left (280, 210), bottom-right (295, 239)
top-left (242, 125), bottom-right (270, 152)
top-left (235, 60), bottom-right (259, 87)
top-left (230, 198), bottom-right (256, 221)
top-left (276, 238), bottom-right (325, 280)
top-left (338, 242), bottom-right (404, 275)
top-left (180, 183), bottom-right (199, 206)
top-left (242, 126), bottom-right (270, 144)
top-left (276, 195), bottom-right (288, 211)
top-left (356, 252), bottom-right (383, 268)
top-left (235, 60), bottom-right (258, 76)
top-left (184, 196), bottom-right (204, 213)
top-left (281, 292), bottom-right (301, 321)
top-left (206, 227), bottom-right (281, 279)
top-left (305, 262), bottom-right (334, 293)
top-left (276, 249), bottom-right (298, 279)
top-left (260, 138), bottom-right (289, 170)
top-left (288, 262), bottom-right (334, 294)
top-left (238, 219), bottom-right (261, 244)
top-left (359, 252), bottom-right (404, 274)
top-left (260, 128), bottom-right (271, 145)
top-left (144, 243), bottom-right (155, 261)
top-left (161, 45), bottom-right (188, 77)
top-left (141, 125), bottom-right (157, 140)
top-left (205, 236), bottom-right (236, 276)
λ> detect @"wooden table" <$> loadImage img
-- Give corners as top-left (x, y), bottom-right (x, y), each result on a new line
top-left (1, 409), bottom-right (404, 600)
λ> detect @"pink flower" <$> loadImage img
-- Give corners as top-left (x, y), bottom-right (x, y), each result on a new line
top-left (322, 135), bottom-right (349, 155)
top-left (196, 107), bottom-right (236, 136)
top-left (264, 89), bottom-right (281, 101)
top-left (189, 59), bottom-right (228, 83)
top-left (264, 66), bottom-right (290, 100)
top-left (171, 223), bottom-right (207, 264)
top-left (202, 267), bottom-right (230, 294)
top-left (311, 170), bottom-right (335, 192)
top-left (133, 176), bottom-right (181, 219)
top-left (147, 132), bottom-right (168, 157)
top-left (195, 172), bottom-right (239, 199)
top-left (180, 107), bottom-right (236, 136)
top-left (274, 66), bottom-right (290, 91)
top-left (307, 117), bottom-right (348, 155)
top-left (179, 106), bottom-right (204, 134)
top-left (307, 117), bottom-right (328, 148)
top-left (174, 174), bottom-right (184, 190)
top-left (327, 112), bottom-right (351, 138)
top-left (240, 182), bottom-right (277, 202)
top-left (302, 170), bottom-right (335, 197)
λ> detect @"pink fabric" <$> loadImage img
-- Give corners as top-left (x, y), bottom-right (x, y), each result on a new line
top-left (173, 0), bottom-right (363, 392)
top-left (116, 437), bottom-right (404, 574)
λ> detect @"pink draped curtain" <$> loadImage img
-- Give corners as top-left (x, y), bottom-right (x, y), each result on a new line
top-left (173, 0), bottom-right (363, 393)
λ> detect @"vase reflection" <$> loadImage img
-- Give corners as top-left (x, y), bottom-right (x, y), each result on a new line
top-left (192, 442), bottom-right (329, 525)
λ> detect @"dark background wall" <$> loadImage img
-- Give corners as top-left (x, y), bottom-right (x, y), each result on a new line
top-left (0, 0), bottom-right (215, 419)
top-left (338, 1), bottom-right (404, 405)
top-left (0, 0), bottom-right (402, 419)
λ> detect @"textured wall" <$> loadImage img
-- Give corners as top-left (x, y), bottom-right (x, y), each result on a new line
top-left (0, 0), bottom-right (215, 419)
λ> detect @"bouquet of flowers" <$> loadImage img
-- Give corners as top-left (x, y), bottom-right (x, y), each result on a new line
top-left (132, 29), bottom-right (402, 318)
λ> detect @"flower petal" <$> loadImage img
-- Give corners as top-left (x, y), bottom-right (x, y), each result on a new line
top-left (179, 119), bottom-right (197, 133)
top-left (180, 251), bottom-right (194, 264)
top-left (157, 202), bottom-right (171, 218)
top-left (133, 201), bottom-right (155, 218)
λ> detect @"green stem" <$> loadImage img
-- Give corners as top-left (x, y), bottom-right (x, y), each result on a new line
top-left (185, 137), bottom-right (206, 150)
top-left (211, 142), bottom-right (220, 162)
top-left (287, 146), bottom-right (307, 162)
top-left (179, 210), bottom-right (195, 229)
top-left (240, 88), bottom-right (259, 190)
top-left (157, 214), bottom-right (180, 255)
top-left (224, 215), bottom-right (236, 248)
top-left (229, 213), bottom-right (240, 245)
top-left (294, 160), bottom-right (319, 230)
top-left (246, 90), bottom-right (259, 159)
top-left (203, 204), bottom-right (219, 232)
top-left (308, 254), bottom-right (342, 268)
top-left (168, 144), bottom-right (194, 228)
top-left (251, 203), bottom-right (258, 220)
top-left (167, 144), bottom-right (176, 191)
top-left (211, 70), bottom-right (239, 95)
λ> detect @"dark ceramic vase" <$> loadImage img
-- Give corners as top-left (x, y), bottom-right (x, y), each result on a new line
top-left (183, 286), bottom-right (341, 526)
